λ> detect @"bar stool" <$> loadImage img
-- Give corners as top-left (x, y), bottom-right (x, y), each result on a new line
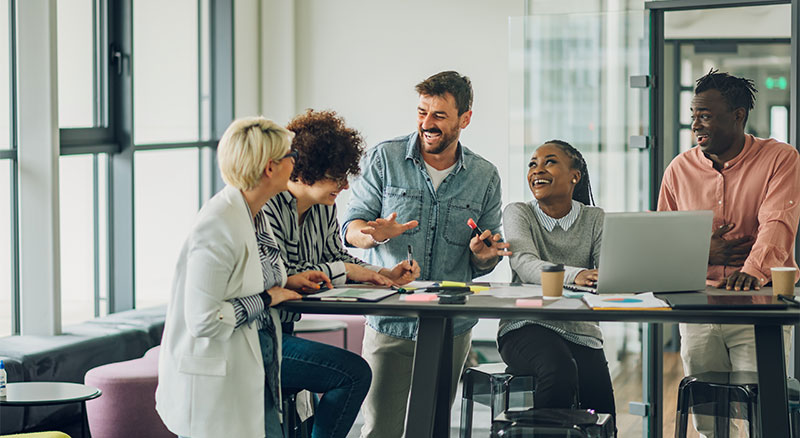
top-left (674, 371), bottom-right (800, 438)
top-left (490, 408), bottom-right (615, 438)
top-left (282, 390), bottom-right (311, 438)
top-left (459, 362), bottom-right (535, 438)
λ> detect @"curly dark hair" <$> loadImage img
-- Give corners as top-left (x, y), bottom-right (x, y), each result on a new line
top-left (286, 109), bottom-right (365, 185)
top-left (695, 68), bottom-right (758, 123)
top-left (543, 139), bottom-right (595, 206)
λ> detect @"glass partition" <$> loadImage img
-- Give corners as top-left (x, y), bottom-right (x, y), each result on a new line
top-left (509, 10), bottom-right (650, 435)
top-left (509, 11), bottom-right (650, 213)
top-left (0, 0), bottom-right (10, 149)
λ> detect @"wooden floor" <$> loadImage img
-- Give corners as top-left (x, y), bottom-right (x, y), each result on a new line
top-left (614, 350), bottom-right (704, 438)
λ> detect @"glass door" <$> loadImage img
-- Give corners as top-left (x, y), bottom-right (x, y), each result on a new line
top-left (509, 8), bottom-right (652, 436)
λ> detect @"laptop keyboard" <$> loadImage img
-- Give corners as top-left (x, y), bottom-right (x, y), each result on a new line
top-left (563, 284), bottom-right (598, 294)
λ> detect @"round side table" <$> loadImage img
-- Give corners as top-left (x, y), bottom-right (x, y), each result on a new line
top-left (0, 382), bottom-right (102, 438)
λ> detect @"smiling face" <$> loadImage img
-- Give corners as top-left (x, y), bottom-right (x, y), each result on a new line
top-left (690, 89), bottom-right (746, 158)
top-left (416, 92), bottom-right (471, 156)
top-left (303, 176), bottom-right (349, 206)
top-left (527, 144), bottom-right (580, 204)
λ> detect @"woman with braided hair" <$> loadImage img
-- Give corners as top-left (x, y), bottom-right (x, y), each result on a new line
top-left (497, 140), bottom-right (616, 432)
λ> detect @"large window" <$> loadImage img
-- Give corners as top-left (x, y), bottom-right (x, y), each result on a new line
top-left (59, 154), bottom-right (109, 325)
top-left (56, 0), bottom-right (98, 129)
top-left (134, 148), bottom-right (199, 309)
top-left (0, 160), bottom-right (11, 337)
top-left (0, 0), bottom-right (10, 149)
top-left (133, 0), bottom-right (202, 144)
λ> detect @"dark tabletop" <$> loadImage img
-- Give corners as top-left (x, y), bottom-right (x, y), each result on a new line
top-left (281, 286), bottom-right (800, 326)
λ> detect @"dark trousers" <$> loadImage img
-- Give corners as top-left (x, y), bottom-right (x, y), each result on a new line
top-left (498, 324), bottom-right (617, 424)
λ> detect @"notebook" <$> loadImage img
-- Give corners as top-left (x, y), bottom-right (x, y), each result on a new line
top-left (302, 285), bottom-right (397, 302)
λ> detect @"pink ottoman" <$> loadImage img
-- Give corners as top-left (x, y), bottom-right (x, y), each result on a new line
top-left (84, 346), bottom-right (175, 438)
top-left (295, 314), bottom-right (366, 356)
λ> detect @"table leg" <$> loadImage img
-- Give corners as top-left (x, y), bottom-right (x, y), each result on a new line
top-left (405, 316), bottom-right (453, 438)
top-left (754, 324), bottom-right (790, 437)
top-left (81, 400), bottom-right (91, 438)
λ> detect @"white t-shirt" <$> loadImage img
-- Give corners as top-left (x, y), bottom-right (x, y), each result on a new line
top-left (424, 161), bottom-right (457, 192)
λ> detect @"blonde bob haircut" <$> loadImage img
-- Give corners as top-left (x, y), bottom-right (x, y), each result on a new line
top-left (217, 116), bottom-right (294, 191)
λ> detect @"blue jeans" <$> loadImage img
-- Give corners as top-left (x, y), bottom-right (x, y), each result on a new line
top-left (281, 334), bottom-right (372, 438)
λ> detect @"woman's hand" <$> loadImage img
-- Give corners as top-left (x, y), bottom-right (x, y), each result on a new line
top-left (574, 269), bottom-right (598, 287)
top-left (286, 270), bottom-right (333, 293)
top-left (379, 260), bottom-right (421, 285)
top-left (345, 263), bottom-right (393, 286)
top-left (266, 286), bottom-right (302, 306)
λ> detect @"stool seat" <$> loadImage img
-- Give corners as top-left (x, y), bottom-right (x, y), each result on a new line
top-left (491, 408), bottom-right (615, 438)
top-left (675, 371), bottom-right (800, 438)
top-left (84, 346), bottom-right (175, 438)
top-left (293, 319), bottom-right (349, 351)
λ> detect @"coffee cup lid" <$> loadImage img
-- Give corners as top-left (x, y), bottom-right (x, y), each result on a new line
top-left (542, 263), bottom-right (564, 272)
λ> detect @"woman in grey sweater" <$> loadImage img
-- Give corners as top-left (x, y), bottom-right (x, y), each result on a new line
top-left (498, 140), bottom-right (616, 426)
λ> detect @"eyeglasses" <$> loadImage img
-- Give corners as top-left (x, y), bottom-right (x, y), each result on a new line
top-left (325, 175), bottom-right (349, 189)
top-left (281, 150), bottom-right (298, 161)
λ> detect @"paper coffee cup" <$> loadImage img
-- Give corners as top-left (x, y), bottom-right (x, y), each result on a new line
top-left (771, 267), bottom-right (797, 296)
top-left (541, 263), bottom-right (565, 299)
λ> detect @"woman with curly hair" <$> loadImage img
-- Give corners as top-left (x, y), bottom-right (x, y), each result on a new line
top-left (256, 109), bottom-right (419, 438)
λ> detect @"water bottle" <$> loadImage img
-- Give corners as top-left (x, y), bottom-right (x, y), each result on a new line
top-left (0, 359), bottom-right (7, 398)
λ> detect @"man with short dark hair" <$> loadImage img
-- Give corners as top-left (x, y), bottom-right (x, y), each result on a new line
top-left (344, 71), bottom-right (510, 438)
top-left (658, 69), bottom-right (800, 437)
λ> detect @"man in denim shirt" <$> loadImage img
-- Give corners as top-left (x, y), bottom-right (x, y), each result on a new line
top-left (343, 71), bottom-right (510, 438)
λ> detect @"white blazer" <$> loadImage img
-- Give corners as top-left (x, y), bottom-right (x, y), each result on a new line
top-left (156, 185), bottom-right (285, 438)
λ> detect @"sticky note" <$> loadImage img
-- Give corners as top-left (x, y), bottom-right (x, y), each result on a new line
top-left (516, 298), bottom-right (543, 307)
top-left (401, 293), bottom-right (439, 302)
top-left (441, 281), bottom-right (467, 287)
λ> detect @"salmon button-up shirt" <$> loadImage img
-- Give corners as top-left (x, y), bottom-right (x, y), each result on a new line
top-left (658, 134), bottom-right (800, 285)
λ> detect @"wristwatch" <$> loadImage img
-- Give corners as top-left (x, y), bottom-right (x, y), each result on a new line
top-left (259, 290), bottom-right (273, 309)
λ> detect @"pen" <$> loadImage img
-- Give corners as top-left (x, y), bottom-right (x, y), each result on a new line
top-left (778, 294), bottom-right (800, 307)
top-left (467, 218), bottom-right (493, 247)
top-left (407, 244), bottom-right (413, 267)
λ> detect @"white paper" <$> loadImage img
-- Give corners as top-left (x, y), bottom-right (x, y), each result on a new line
top-left (481, 285), bottom-right (542, 298)
top-left (582, 292), bottom-right (669, 309)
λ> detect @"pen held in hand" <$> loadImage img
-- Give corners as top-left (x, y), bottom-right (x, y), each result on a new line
top-left (407, 244), bottom-right (413, 267)
top-left (467, 218), bottom-right (493, 247)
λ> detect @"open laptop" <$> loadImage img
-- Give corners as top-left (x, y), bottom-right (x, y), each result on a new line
top-left (565, 210), bottom-right (713, 294)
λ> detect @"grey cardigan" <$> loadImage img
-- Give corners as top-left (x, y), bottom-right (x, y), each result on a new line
top-left (497, 201), bottom-right (605, 347)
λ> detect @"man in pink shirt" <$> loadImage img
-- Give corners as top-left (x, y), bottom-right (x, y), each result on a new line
top-left (658, 69), bottom-right (800, 437)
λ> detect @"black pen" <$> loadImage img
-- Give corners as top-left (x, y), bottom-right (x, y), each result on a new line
top-left (778, 294), bottom-right (800, 307)
top-left (407, 245), bottom-right (413, 267)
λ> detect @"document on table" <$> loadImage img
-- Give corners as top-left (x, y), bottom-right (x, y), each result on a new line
top-left (582, 292), bottom-right (670, 310)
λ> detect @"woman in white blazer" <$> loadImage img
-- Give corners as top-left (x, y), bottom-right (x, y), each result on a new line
top-left (156, 117), bottom-right (330, 438)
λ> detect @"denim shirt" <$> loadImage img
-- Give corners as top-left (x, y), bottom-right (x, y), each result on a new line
top-left (343, 132), bottom-right (504, 340)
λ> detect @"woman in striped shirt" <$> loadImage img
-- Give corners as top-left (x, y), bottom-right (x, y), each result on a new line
top-left (259, 109), bottom-right (420, 438)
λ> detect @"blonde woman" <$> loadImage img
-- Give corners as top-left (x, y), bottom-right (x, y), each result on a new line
top-left (156, 117), bottom-right (330, 438)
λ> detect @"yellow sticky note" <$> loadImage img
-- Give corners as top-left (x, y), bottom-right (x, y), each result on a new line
top-left (470, 286), bottom-right (490, 293)
top-left (441, 281), bottom-right (467, 287)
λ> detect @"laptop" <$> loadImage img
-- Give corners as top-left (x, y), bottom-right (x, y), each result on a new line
top-left (566, 210), bottom-right (713, 294)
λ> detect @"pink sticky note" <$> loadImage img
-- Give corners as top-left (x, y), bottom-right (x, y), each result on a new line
top-left (401, 293), bottom-right (439, 302)
top-left (516, 298), bottom-right (543, 307)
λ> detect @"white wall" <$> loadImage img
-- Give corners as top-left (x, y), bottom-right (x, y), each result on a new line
top-left (284, 1), bottom-right (525, 340)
